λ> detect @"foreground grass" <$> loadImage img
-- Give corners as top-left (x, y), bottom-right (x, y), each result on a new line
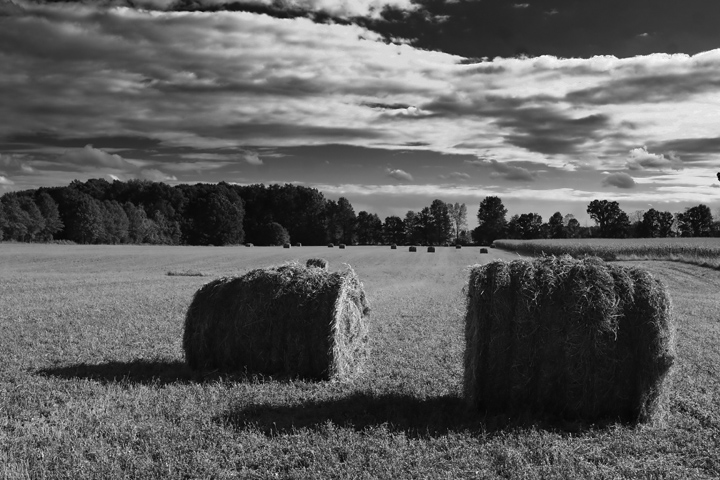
top-left (1, 244), bottom-right (719, 478)
top-left (495, 237), bottom-right (720, 268)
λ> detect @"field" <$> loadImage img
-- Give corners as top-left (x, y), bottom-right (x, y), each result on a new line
top-left (495, 237), bottom-right (720, 266)
top-left (1, 243), bottom-right (719, 478)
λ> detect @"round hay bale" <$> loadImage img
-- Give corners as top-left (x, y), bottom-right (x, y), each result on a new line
top-left (294, 242), bottom-right (302, 247)
top-left (427, 246), bottom-right (436, 253)
top-left (245, 243), bottom-right (254, 247)
top-left (463, 255), bottom-right (675, 425)
top-left (391, 244), bottom-right (397, 249)
top-left (339, 244), bottom-right (346, 249)
top-left (183, 262), bottom-right (370, 381)
top-left (306, 258), bottom-right (329, 270)
top-left (456, 245), bottom-right (462, 249)
top-left (490, 244), bottom-right (496, 248)
top-left (480, 248), bottom-right (488, 254)
top-left (328, 243), bottom-right (334, 248)
top-left (283, 243), bottom-right (291, 249)
top-left (409, 246), bottom-right (417, 252)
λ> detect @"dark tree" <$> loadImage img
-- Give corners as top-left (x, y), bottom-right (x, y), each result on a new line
top-left (566, 218), bottom-right (581, 238)
top-left (548, 211), bottom-right (565, 239)
top-left (60, 189), bottom-right (105, 244)
top-left (429, 199), bottom-right (452, 245)
top-left (124, 202), bottom-right (151, 243)
top-left (586, 199), bottom-right (630, 238)
top-left (382, 216), bottom-right (405, 245)
top-left (184, 184), bottom-right (244, 245)
top-left (404, 210), bottom-right (421, 244)
top-left (516, 213), bottom-right (543, 239)
top-left (641, 209), bottom-right (675, 238)
top-left (257, 222), bottom-right (290, 246)
top-left (35, 191), bottom-right (63, 241)
top-left (100, 200), bottom-right (130, 244)
top-left (474, 196), bottom-right (507, 244)
top-left (356, 211), bottom-right (383, 244)
top-left (677, 204), bottom-right (713, 237)
top-left (1, 193), bottom-right (33, 241)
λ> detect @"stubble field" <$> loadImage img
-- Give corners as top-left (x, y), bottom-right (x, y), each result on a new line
top-left (1, 243), bottom-right (719, 479)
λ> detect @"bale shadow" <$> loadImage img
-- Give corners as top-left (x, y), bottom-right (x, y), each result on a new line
top-left (217, 392), bottom-right (510, 438)
top-left (37, 359), bottom-right (193, 385)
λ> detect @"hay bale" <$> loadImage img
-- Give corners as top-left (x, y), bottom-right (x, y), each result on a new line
top-left (463, 255), bottom-right (675, 425)
top-left (427, 246), bottom-right (436, 253)
top-left (490, 244), bottom-right (496, 249)
top-left (480, 248), bottom-right (488, 254)
top-left (456, 245), bottom-right (462, 249)
top-left (245, 243), bottom-right (254, 247)
top-left (283, 243), bottom-right (291, 249)
top-left (183, 262), bottom-right (370, 381)
top-left (391, 244), bottom-right (397, 249)
top-left (295, 242), bottom-right (302, 247)
top-left (328, 243), bottom-right (334, 248)
top-left (306, 258), bottom-right (329, 270)
top-left (409, 246), bottom-right (417, 252)
top-left (339, 244), bottom-right (346, 249)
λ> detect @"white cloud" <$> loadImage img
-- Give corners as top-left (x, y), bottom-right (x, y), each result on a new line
top-left (387, 168), bottom-right (413, 182)
top-left (138, 169), bottom-right (177, 182)
top-left (0, 175), bottom-right (15, 185)
top-left (58, 145), bottom-right (132, 170)
top-left (626, 147), bottom-right (683, 171)
top-left (602, 172), bottom-right (636, 189)
top-left (242, 151), bottom-right (263, 166)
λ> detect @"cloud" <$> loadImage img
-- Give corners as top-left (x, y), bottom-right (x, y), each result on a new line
top-left (466, 159), bottom-right (535, 182)
top-left (602, 172), bottom-right (636, 189)
top-left (138, 168), bottom-right (177, 182)
top-left (387, 168), bottom-right (413, 182)
top-left (626, 147), bottom-right (683, 171)
top-left (58, 145), bottom-right (133, 169)
top-left (0, 175), bottom-right (14, 185)
top-left (439, 172), bottom-right (470, 181)
top-left (242, 151), bottom-right (263, 166)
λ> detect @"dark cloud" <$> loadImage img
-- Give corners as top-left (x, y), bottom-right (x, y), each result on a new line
top-left (648, 136), bottom-right (720, 163)
top-left (602, 172), bottom-right (635, 189)
top-left (566, 71), bottom-right (720, 105)
top-left (439, 171), bottom-right (471, 181)
top-left (211, 123), bottom-right (386, 141)
top-left (466, 159), bottom-right (535, 182)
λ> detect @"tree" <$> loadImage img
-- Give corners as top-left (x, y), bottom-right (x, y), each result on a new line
top-left (356, 211), bottom-right (383, 244)
top-left (185, 186), bottom-right (244, 245)
top-left (336, 197), bottom-right (357, 245)
top-left (100, 200), bottom-right (130, 244)
top-left (475, 196), bottom-right (507, 244)
top-left (61, 190), bottom-right (105, 244)
top-left (515, 213), bottom-right (543, 239)
top-left (382, 216), bottom-right (405, 245)
top-left (124, 202), bottom-right (152, 243)
top-left (641, 209), bottom-right (675, 238)
top-left (586, 199), bottom-right (630, 238)
top-left (257, 222), bottom-right (290, 246)
top-left (677, 204), bottom-right (713, 237)
top-left (35, 191), bottom-right (63, 241)
top-left (447, 202), bottom-right (467, 244)
top-left (548, 211), bottom-right (565, 239)
top-left (1, 193), bottom-right (32, 241)
top-left (428, 199), bottom-right (452, 245)
top-left (566, 218), bottom-right (581, 238)
top-left (404, 210), bottom-right (421, 244)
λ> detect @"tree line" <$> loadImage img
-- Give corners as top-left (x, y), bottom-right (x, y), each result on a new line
top-left (0, 179), bottom-right (716, 246)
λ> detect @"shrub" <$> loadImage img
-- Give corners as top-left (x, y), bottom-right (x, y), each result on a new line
top-left (306, 258), bottom-right (329, 270)
top-left (409, 246), bottom-right (417, 252)
top-left (427, 246), bottom-right (435, 253)
top-left (480, 248), bottom-right (488, 254)
top-left (464, 256), bottom-right (675, 425)
top-left (183, 262), bottom-right (370, 381)
top-left (391, 244), bottom-right (397, 250)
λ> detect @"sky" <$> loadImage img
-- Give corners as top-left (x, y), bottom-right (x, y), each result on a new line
top-left (1, 0), bottom-right (720, 226)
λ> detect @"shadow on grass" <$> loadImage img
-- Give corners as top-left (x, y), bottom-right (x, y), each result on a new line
top-left (217, 392), bottom-right (503, 438)
top-left (37, 359), bottom-right (194, 385)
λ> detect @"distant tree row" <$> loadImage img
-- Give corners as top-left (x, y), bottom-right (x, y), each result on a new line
top-left (0, 179), bottom-right (716, 245)
top-left (471, 196), bottom-right (720, 243)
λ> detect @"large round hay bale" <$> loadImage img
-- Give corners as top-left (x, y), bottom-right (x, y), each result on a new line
top-left (183, 262), bottom-right (370, 381)
top-left (456, 245), bottom-right (462, 249)
top-left (480, 248), bottom-right (488, 254)
top-left (391, 244), bottom-right (397, 250)
top-left (339, 244), bottom-right (346, 249)
top-left (409, 246), bottom-right (417, 252)
top-left (306, 258), bottom-right (329, 270)
top-left (283, 243), bottom-right (290, 249)
top-left (427, 246), bottom-right (435, 253)
top-left (328, 243), bottom-right (334, 248)
top-left (245, 243), bottom-right (254, 247)
top-left (294, 242), bottom-right (302, 247)
top-left (463, 255), bottom-right (675, 425)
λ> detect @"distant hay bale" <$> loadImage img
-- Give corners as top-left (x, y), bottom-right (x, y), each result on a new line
top-left (283, 243), bottom-right (291, 249)
top-left (391, 244), bottom-right (397, 249)
top-left (245, 243), bottom-right (254, 247)
top-left (427, 246), bottom-right (435, 253)
top-left (456, 245), bottom-right (462, 249)
top-left (409, 246), bottom-right (417, 252)
top-left (490, 244), bottom-right (496, 248)
top-left (183, 262), bottom-right (370, 381)
top-left (328, 243), bottom-right (334, 248)
top-left (464, 255), bottom-right (675, 425)
top-left (306, 258), bottom-right (329, 270)
top-left (339, 244), bottom-right (346, 249)
top-left (295, 243), bottom-right (302, 247)
top-left (480, 248), bottom-right (488, 254)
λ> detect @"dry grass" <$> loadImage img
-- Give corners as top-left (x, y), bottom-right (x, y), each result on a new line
top-left (183, 262), bottom-right (370, 381)
top-left (464, 255), bottom-right (675, 424)
top-left (306, 258), bottom-right (329, 270)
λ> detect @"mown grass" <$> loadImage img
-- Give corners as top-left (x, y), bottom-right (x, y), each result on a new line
top-left (495, 237), bottom-right (720, 267)
top-left (1, 244), bottom-right (719, 478)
